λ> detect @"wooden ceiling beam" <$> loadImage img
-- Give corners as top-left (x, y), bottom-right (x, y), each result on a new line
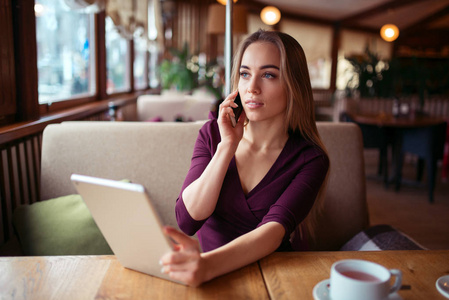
top-left (400, 4), bottom-right (449, 34)
top-left (339, 0), bottom-right (428, 26)
top-left (243, 0), bottom-right (334, 26)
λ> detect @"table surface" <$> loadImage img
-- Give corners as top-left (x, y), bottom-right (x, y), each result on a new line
top-left (348, 112), bottom-right (446, 128)
top-left (260, 250), bottom-right (449, 300)
top-left (1, 250), bottom-right (448, 299)
top-left (0, 255), bottom-right (268, 300)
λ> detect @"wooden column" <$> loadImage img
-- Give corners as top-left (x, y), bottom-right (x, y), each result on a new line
top-left (329, 22), bottom-right (341, 92)
top-left (96, 11), bottom-right (107, 100)
top-left (12, 0), bottom-right (39, 122)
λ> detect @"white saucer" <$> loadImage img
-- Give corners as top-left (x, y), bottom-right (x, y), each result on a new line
top-left (436, 275), bottom-right (449, 299)
top-left (313, 279), bottom-right (330, 300)
top-left (312, 279), bottom-right (402, 300)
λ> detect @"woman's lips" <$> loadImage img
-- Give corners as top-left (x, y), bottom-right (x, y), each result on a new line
top-left (245, 100), bottom-right (264, 109)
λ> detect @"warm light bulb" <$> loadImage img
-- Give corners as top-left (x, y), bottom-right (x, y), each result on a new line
top-left (380, 24), bottom-right (399, 42)
top-left (216, 0), bottom-right (238, 5)
top-left (260, 6), bottom-right (281, 25)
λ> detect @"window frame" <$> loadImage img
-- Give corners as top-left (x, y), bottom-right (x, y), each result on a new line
top-left (5, 1), bottom-right (150, 120)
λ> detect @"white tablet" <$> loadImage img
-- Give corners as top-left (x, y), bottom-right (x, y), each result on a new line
top-left (71, 174), bottom-right (183, 284)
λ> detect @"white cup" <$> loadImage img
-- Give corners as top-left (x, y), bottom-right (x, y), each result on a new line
top-left (330, 259), bottom-right (402, 300)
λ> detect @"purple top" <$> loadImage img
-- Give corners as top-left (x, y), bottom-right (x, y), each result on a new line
top-left (175, 117), bottom-right (329, 252)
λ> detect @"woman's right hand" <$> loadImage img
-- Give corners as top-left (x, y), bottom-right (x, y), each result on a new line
top-left (160, 226), bottom-right (209, 287)
top-left (217, 91), bottom-right (246, 149)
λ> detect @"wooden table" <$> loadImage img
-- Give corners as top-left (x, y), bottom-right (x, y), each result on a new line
top-left (346, 112), bottom-right (447, 202)
top-left (0, 255), bottom-right (268, 299)
top-left (348, 112), bottom-right (445, 129)
top-left (260, 250), bottom-right (449, 300)
top-left (1, 250), bottom-right (448, 299)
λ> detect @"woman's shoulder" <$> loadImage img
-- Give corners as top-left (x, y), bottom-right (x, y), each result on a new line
top-left (199, 111), bottom-right (218, 132)
top-left (197, 111), bottom-right (220, 144)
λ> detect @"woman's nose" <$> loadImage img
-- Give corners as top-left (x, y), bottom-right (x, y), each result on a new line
top-left (247, 78), bottom-right (260, 95)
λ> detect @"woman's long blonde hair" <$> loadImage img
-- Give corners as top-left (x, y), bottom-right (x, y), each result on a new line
top-left (231, 29), bottom-right (329, 244)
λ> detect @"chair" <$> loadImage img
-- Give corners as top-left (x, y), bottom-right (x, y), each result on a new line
top-left (310, 122), bottom-right (423, 251)
top-left (306, 122), bottom-right (369, 250)
top-left (396, 121), bottom-right (447, 203)
top-left (340, 112), bottom-right (392, 186)
top-left (137, 93), bottom-right (213, 122)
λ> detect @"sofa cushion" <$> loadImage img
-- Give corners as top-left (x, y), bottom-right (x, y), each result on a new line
top-left (13, 194), bottom-right (113, 256)
top-left (340, 224), bottom-right (425, 251)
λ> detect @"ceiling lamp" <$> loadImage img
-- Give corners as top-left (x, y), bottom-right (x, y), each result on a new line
top-left (260, 6), bottom-right (281, 25)
top-left (380, 24), bottom-right (399, 42)
top-left (216, 0), bottom-right (238, 5)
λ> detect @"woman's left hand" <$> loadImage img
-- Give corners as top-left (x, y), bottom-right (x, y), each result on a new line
top-left (159, 226), bottom-right (208, 287)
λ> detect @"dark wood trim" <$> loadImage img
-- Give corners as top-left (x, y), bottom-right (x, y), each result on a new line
top-left (330, 23), bottom-right (340, 92)
top-left (39, 95), bottom-right (97, 115)
top-left (0, 91), bottom-right (146, 145)
top-left (0, 0), bottom-right (17, 118)
top-left (12, 0), bottom-right (39, 122)
top-left (96, 11), bottom-right (107, 100)
top-left (400, 5), bottom-right (449, 35)
top-left (340, 0), bottom-right (427, 26)
top-left (129, 39), bottom-right (135, 92)
top-left (244, 0), bottom-right (333, 26)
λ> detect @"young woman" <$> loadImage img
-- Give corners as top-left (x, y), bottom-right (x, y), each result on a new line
top-left (160, 29), bottom-right (329, 287)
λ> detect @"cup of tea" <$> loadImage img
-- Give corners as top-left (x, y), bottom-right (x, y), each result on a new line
top-left (330, 259), bottom-right (402, 300)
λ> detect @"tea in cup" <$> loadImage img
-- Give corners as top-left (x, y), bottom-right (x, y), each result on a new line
top-left (330, 259), bottom-right (402, 300)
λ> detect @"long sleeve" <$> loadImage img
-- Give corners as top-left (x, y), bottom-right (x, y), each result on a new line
top-left (175, 119), bottom-right (220, 235)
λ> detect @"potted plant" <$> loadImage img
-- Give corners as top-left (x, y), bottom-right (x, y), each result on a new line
top-left (345, 47), bottom-right (396, 99)
top-left (158, 43), bottom-right (224, 101)
top-left (159, 43), bottom-right (196, 92)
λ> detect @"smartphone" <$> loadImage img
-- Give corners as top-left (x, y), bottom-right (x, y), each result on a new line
top-left (230, 93), bottom-right (243, 127)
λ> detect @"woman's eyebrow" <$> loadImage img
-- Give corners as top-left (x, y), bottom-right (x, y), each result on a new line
top-left (240, 64), bottom-right (280, 70)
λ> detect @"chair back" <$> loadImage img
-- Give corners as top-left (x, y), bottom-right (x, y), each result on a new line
top-left (40, 121), bottom-right (205, 229)
top-left (311, 122), bottom-right (369, 250)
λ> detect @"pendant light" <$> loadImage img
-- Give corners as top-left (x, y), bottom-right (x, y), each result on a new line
top-left (260, 6), bottom-right (281, 26)
top-left (216, 0), bottom-right (237, 5)
top-left (380, 24), bottom-right (399, 42)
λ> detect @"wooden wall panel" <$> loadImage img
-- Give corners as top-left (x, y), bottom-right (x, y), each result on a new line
top-left (0, 0), bottom-right (17, 118)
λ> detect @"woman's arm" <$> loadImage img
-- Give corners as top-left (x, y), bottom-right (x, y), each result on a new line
top-left (181, 139), bottom-right (236, 220)
top-left (181, 92), bottom-right (246, 221)
top-left (160, 222), bottom-right (284, 287)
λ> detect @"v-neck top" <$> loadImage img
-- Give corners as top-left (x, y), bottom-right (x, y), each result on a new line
top-left (175, 117), bottom-right (329, 252)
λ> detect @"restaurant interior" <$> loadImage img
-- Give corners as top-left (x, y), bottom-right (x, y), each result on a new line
top-left (1, 0), bottom-right (448, 268)
top-left (1, 0), bottom-right (449, 298)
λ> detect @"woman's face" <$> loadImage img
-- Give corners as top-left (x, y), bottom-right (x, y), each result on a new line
top-left (238, 41), bottom-right (287, 125)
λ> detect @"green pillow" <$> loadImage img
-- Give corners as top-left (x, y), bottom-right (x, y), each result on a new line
top-left (13, 194), bottom-right (113, 256)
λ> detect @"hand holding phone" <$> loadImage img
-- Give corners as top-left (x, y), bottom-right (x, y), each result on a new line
top-left (230, 93), bottom-right (243, 127)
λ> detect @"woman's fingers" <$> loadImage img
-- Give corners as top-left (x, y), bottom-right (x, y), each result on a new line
top-left (159, 228), bottom-right (205, 287)
top-left (163, 226), bottom-right (200, 251)
top-left (164, 269), bottom-right (203, 288)
top-left (160, 247), bottom-right (200, 265)
top-left (219, 91), bottom-right (239, 111)
top-left (218, 90), bottom-right (244, 127)
top-left (160, 252), bottom-right (204, 287)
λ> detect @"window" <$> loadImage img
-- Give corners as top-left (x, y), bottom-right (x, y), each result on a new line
top-left (35, 0), bottom-right (96, 104)
top-left (148, 42), bottom-right (160, 89)
top-left (134, 36), bottom-right (148, 90)
top-left (105, 17), bottom-right (131, 94)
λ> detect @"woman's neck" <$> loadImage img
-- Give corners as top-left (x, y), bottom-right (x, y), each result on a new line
top-left (243, 120), bottom-right (289, 151)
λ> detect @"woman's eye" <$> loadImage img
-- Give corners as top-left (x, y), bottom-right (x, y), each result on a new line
top-left (240, 72), bottom-right (249, 78)
top-left (263, 73), bottom-right (276, 79)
